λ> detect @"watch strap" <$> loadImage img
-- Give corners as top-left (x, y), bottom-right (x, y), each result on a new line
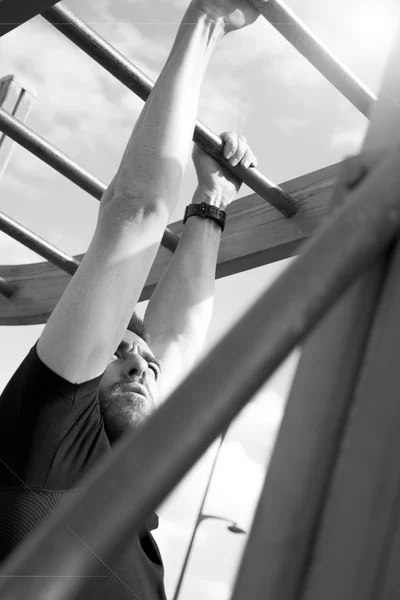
top-left (183, 202), bottom-right (226, 232)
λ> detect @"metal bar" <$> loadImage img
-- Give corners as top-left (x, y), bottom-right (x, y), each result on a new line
top-left (0, 0), bottom-right (60, 37)
top-left (247, 0), bottom-right (376, 118)
top-left (41, 2), bottom-right (298, 218)
top-left (229, 160), bottom-right (386, 600)
top-left (0, 276), bottom-right (15, 297)
top-left (1, 140), bottom-right (400, 599)
top-left (0, 108), bottom-right (179, 253)
top-left (0, 212), bottom-right (80, 277)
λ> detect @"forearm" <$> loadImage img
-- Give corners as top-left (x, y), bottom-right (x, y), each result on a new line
top-left (144, 187), bottom-right (221, 357)
top-left (103, 6), bottom-right (225, 215)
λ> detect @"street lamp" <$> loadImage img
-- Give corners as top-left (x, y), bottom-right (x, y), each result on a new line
top-left (172, 428), bottom-right (246, 600)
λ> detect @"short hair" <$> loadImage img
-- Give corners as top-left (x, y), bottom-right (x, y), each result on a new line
top-left (127, 312), bottom-right (149, 344)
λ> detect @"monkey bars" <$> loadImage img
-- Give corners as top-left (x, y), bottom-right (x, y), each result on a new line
top-left (0, 3), bottom-right (400, 600)
top-left (42, 2), bottom-right (297, 218)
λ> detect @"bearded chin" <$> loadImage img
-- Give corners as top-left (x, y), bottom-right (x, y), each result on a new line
top-left (99, 388), bottom-right (149, 445)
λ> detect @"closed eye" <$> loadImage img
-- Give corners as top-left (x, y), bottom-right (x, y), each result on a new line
top-left (149, 363), bottom-right (160, 380)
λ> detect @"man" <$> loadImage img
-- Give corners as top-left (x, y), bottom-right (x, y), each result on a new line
top-left (0, 0), bottom-right (260, 598)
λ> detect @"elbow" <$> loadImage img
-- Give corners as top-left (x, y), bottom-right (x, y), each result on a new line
top-left (100, 192), bottom-right (170, 225)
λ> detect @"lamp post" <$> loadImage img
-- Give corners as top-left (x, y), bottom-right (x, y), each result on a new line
top-left (172, 428), bottom-right (246, 600)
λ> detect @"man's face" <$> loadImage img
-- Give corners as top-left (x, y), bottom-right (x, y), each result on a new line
top-left (99, 330), bottom-right (161, 445)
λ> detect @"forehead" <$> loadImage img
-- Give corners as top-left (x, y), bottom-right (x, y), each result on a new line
top-left (123, 329), bottom-right (153, 356)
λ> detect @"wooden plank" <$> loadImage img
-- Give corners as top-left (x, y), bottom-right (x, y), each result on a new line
top-left (298, 21), bottom-right (400, 600)
top-left (0, 162), bottom-right (340, 325)
top-left (230, 19), bottom-right (400, 600)
top-left (302, 241), bottom-right (400, 600)
top-left (0, 75), bottom-right (36, 178)
top-left (229, 160), bottom-right (385, 600)
top-left (0, 0), bottom-right (60, 37)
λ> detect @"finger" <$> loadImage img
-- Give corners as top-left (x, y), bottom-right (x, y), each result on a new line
top-left (220, 131), bottom-right (238, 161)
top-left (230, 135), bottom-right (247, 166)
top-left (241, 149), bottom-right (256, 169)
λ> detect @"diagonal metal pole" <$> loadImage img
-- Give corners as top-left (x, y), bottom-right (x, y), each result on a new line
top-left (0, 212), bottom-right (80, 276)
top-left (41, 2), bottom-right (298, 218)
top-left (247, 0), bottom-right (376, 118)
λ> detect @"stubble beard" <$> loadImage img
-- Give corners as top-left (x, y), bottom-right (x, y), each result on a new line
top-left (99, 380), bottom-right (153, 444)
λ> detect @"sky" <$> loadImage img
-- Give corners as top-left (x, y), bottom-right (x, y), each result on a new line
top-left (0, 0), bottom-right (398, 598)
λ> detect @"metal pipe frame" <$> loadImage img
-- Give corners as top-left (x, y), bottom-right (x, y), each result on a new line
top-left (41, 2), bottom-right (298, 218)
top-left (247, 0), bottom-right (376, 118)
top-left (1, 143), bottom-right (400, 599)
top-left (0, 108), bottom-right (179, 253)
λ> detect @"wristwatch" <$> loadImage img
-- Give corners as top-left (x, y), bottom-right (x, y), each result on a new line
top-left (183, 202), bottom-right (226, 232)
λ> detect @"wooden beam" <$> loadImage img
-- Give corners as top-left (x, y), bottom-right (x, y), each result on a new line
top-left (229, 160), bottom-right (385, 600)
top-left (0, 162), bottom-right (340, 325)
top-left (300, 21), bottom-right (400, 600)
top-left (301, 244), bottom-right (400, 600)
top-left (0, 0), bottom-right (60, 37)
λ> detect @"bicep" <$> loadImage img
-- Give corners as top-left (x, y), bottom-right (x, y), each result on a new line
top-left (37, 198), bottom-right (167, 385)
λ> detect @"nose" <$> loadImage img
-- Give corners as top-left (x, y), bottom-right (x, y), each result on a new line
top-left (123, 352), bottom-right (148, 380)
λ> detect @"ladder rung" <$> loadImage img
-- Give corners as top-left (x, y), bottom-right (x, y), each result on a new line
top-left (41, 2), bottom-right (298, 218)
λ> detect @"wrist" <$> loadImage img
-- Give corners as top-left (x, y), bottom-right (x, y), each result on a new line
top-left (191, 186), bottom-right (229, 210)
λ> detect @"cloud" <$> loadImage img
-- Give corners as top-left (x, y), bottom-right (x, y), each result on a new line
top-left (273, 115), bottom-right (312, 136)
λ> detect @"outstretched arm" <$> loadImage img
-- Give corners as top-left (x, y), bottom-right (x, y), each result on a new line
top-left (36, 2), bottom-right (261, 385)
top-left (144, 132), bottom-right (258, 397)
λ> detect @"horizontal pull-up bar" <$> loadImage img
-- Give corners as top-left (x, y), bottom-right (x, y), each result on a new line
top-left (1, 144), bottom-right (400, 598)
top-left (0, 108), bottom-right (179, 253)
top-left (247, 0), bottom-right (376, 118)
top-left (41, 2), bottom-right (298, 218)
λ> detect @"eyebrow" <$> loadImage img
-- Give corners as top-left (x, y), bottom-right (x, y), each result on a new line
top-left (113, 345), bottom-right (161, 372)
top-left (141, 350), bottom-right (162, 372)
